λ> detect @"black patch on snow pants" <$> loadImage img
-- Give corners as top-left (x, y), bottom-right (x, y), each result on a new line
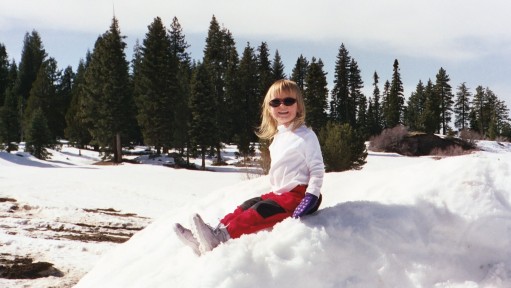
top-left (239, 197), bottom-right (286, 219)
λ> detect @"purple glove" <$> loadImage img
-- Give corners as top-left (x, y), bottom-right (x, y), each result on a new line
top-left (292, 193), bottom-right (319, 218)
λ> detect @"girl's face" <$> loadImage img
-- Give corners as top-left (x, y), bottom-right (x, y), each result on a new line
top-left (269, 92), bottom-right (298, 127)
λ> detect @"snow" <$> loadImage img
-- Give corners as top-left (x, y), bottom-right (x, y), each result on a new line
top-left (1, 142), bottom-right (511, 287)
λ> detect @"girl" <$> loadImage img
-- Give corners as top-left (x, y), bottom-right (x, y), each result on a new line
top-left (174, 79), bottom-right (325, 255)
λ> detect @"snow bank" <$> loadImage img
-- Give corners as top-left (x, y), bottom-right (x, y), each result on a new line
top-left (75, 147), bottom-right (511, 288)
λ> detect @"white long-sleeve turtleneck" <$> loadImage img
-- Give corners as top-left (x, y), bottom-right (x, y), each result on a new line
top-left (268, 124), bottom-right (325, 197)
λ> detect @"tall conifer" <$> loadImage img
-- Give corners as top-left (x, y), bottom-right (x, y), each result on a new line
top-left (133, 17), bottom-right (177, 154)
top-left (405, 80), bottom-right (426, 131)
top-left (303, 57), bottom-right (328, 133)
top-left (434, 67), bottom-right (454, 134)
top-left (385, 59), bottom-right (405, 128)
top-left (271, 50), bottom-right (286, 81)
top-left (203, 15), bottom-right (231, 162)
top-left (368, 71), bottom-right (383, 135)
top-left (291, 55), bottom-right (308, 91)
top-left (65, 58), bottom-right (91, 147)
top-left (169, 16), bottom-right (192, 154)
top-left (189, 62), bottom-right (216, 169)
top-left (82, 17), bottom-right (135, 162)
top-left (13, 31), bottom-right (47, 140)
top-left (330, 44), bottom-right (350, 124)
top-left (257, 42), bottom-right (273, 98)
top-left (0, 44), bottom-right (9, 106)
top-left (236, 43), bottom-right (259, 156)
top-left (454, 82), bottom-right (471, 131)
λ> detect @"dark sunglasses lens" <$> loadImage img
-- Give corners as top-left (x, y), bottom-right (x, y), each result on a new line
top-left (269, 99), bottom-right (281, 107)
top-left (269, 98), bottom-right (296, 107)
top-left (283, 98), bottom-right (296, 106)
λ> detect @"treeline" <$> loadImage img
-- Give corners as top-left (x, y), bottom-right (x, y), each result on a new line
top-left (0, 15), bottom-right (510, 170)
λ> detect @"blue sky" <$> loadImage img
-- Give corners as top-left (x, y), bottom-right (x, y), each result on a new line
top-left (2, 0), bottom-right (510, 107)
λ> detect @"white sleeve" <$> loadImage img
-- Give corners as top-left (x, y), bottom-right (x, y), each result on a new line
top-left (304, 131), bottom-right (325, 197)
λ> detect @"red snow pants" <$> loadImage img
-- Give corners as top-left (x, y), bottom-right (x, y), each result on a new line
top-left (220, 185), bottom-right (307, 239)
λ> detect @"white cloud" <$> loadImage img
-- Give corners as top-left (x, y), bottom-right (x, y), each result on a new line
top-left (3, 0), bottom-right (509, 61)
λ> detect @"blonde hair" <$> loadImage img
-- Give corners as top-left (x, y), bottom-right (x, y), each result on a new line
top-left (256, 79), bottom-right (306, 140)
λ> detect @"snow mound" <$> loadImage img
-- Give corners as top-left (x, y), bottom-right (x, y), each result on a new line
top-left (75, 149), bottom-right (511, 288)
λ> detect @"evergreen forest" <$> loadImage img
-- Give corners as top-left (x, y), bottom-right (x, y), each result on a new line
top-left (1, 15), bottom-right (510, 171)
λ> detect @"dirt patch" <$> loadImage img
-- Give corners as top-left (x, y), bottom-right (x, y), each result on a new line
top-left (0, 200), bottom-right (152, 286)
top-left (0, 197), bottom-right (17, 203)
top-left (0, 255), bottom-right (63, 279)
top-left (83, 208), bottom-right (147, 218)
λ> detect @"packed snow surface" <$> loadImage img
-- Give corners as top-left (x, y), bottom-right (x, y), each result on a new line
top-left (1, 141), bottom-right (511, 287)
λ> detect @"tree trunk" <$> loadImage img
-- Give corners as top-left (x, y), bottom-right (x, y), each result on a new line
top-left (201, 146), bottom-right (206, 170)
top-left (114, 133), bottom-right (122, 163)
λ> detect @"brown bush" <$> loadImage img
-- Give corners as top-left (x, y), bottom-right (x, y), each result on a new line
top-left (459, 129), bottom-right (483, 144)
top-left (369, 125), bottom-right (409, 152)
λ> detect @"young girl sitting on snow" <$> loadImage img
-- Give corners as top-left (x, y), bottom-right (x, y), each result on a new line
top-left (174, 79), bottom-right (325, 255)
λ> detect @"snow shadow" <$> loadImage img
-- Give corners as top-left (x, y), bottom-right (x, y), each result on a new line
top-left (296, 201), bottom-right (511, 286)
top-left (0, 152), bottom-right (56, 168)
top-left (0, 152), bottom-right (97, 169)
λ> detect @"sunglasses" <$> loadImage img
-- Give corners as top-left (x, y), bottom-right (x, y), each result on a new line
top-left (268, 97), bottom-right (297, 108)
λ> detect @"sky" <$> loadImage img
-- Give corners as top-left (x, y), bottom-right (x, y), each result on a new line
top-left (1, 142), bottom-right (511, 287)
top-left (1, 0), bottom-right (511, 107)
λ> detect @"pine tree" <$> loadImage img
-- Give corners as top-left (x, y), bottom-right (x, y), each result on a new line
top-left (303, 57), bottom-right (328, 133)
top-left (367, 71), bottom-right (383, 136)
top-left (82, 17), bottom-right (135, 162)
top-left (189, 62), bottom-right (217, 170)
top-left (133, 16), bottom-right (177, 154)
top-left (235, 43), bottom-right (259, 156)
top-left (330, 44), bottom-right (350, 124)
top-left (223, 32), bottom-right (240, 145)
top-left (453, 82), bottom-right (471, 131)
top-left (319, 122), bottom-right (367, 172)
top-left (290, 55), bottom-right (308, 91)
top-left (55, 66), bottom-right (74, 139)
top-left (65, 58), bottom-right (92, 148)
top-left (203, 15), bottom-right (231, 162)
top-left (434, 67), bottom-right (454, 134)
top-left (381, 80), bottom-right (390, 127)
top-left (483, 88), bottom-right (509, 139)
top-left (357, 95), bottom-right (369, 139)
top-left (0, 43), bottom-right (9, 106)
top-left (25, 108), bottom-right (52, 159)
top-left (348, 58), bottom-right (364, 128)
top-left (257, 42), bottom-right (273, 98)
top-left (423, 79), bottom-right (441, 134)
top-left (23, 58), bottom-right (60, 140)
top-left (169, 16), bottom-right (193, 155)
top-left (271, 50), bottom-right (286, 81)
top-left (469, 85), bottom-right (485, 134)
top-left (405, 80), bottom-right (426, 131)
top-left (13, 31), bottom-right (47, 140)
top-left (385, 59), bottom-right (405, 128)
top-left (0, 88), bottom-right (20, 151)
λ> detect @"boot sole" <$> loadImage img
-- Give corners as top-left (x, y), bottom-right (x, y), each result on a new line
top-left (173, 223), bottom-right (201, 256)
top-left (191, 214), bottom-right (218, 253)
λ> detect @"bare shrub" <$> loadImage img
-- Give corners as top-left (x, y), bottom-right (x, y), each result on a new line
top-left (257, 140), bottom-right (271, 175)
top-left (430, 145), bottom-right (472, 157)
top-left (369, 125), bottom-right (409, 152)
top-left (459, 129), bottom-right (483, 144)
top-left (495, 136), bottom-right (510, 143)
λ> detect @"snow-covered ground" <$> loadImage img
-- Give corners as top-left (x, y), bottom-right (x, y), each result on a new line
top-left (1, 141), bottom-right (511, 287)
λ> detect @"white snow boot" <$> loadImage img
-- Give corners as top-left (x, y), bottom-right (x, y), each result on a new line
top-left (173, 223), bottom-right (201, 256)
top-left (191, 213), bottom-right (230, 253)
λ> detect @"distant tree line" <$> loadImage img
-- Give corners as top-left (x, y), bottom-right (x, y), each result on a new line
top-left (1, 15), bottom-right (510, 170)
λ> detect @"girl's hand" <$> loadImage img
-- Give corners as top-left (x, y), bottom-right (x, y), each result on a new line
top-left (292, 193), bottom-right (319, 218)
